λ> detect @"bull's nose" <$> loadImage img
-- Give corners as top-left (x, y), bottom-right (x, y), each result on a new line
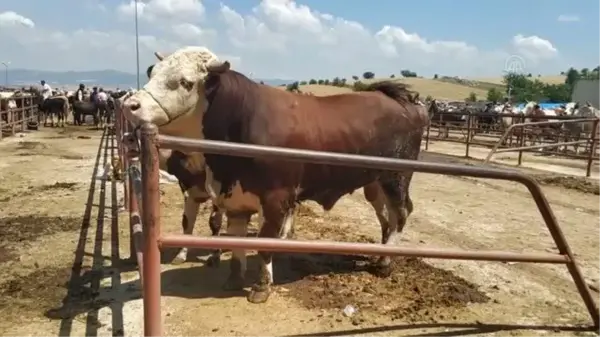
top-left (124, 97), bottom-right (141, 112)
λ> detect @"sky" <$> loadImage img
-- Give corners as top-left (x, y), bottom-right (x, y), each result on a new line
top-left (0, 0), bottom-right (598, 80)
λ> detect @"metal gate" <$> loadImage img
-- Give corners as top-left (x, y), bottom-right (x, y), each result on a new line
top-left (115, 106), bottom-right (598, 336)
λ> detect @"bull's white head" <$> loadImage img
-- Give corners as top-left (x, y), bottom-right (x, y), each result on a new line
top-left (122, 46), bottom-right (230, 129)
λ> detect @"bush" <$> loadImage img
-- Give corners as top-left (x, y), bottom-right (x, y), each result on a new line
top-left (486, 87), bottom-right (504, 102)
top-left (363, 72), bottom-right (375, 79)
top-left (308, 79), bottom-right (317, 85)
top-left (466, 92), bottom-right (477, 102)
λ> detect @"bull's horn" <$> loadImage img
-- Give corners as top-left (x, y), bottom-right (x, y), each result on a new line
top-left (206, 60), bottom-right (230, 73)
top-left (154, 51), bottom-right (165, 61)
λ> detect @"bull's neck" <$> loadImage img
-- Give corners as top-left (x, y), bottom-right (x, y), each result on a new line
top-left (158, 111), bottom-right (205, 140)
top-left (157, 111), bottom-right (206, 168)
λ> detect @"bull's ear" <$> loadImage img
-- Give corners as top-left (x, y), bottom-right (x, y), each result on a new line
top-left (206, 60), bottom-right (230, 73)
top-left (146, 65), bottom-right (155, 79)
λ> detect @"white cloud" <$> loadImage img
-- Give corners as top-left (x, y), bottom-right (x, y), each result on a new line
top-left (0, 11), bottom-right (35, 28)
top-left (0, 1), bottom-right (570, 80)
top-left (512, 34), bottom-right (558, 62)
top-left (557, 14), bottom-right (580, 22)
top-left (117, 0), bottom-right (204, 22)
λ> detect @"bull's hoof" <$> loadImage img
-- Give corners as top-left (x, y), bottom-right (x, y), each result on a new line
top-left (206, 253), bottom-right (221, 268)
top-left (171, 254), bottom-right (186, 265)
top-left (369, 262), bottom-right (393, 278)
top-left (222, 275), bottom-right (245, 291)
top-left (247, 287), bottom-right (271, 304)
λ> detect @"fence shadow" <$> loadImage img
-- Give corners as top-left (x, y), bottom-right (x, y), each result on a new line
top-left (285, 322), bottom-right (596, 337)
top-left (43, 127), bottom-right (128, 337)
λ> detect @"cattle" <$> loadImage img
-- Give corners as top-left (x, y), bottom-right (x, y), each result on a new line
top-left (121, 46), bottom-right (430, 304)
top-left (27, 88), bottom-right (70, 128)
top-left (428, 99), bottom-right (467, 138)
top-left (561, 102), bottom-right (600, 154)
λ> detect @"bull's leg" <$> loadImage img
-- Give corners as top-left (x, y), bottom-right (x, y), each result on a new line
top-left (172, 196), bottom-right (201, 265)
top-left (369, 174), bottom-right (414, 277)
top-left (206, 204), bottom-right (224, 267)
top-left (247, 190), bottom-right (291, 304)
top-left (222, 212), bottom-right (251, 291)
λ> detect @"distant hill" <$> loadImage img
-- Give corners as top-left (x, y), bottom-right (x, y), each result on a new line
top-left (3, 68), bottom-right (295, 90)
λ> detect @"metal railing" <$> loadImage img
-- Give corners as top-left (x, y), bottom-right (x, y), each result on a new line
top-left (484, 118), bottom-right (600, 177)
top-left (424, 111), bottom-right (600, 177)
top-left (114, 104), bottom-right (599, 336)
top-left (0, 96), bottom-right (39, 140)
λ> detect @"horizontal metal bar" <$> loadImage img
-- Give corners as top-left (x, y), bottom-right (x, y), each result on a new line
top-left (494, 140), bottom-right (589, 153)
top-left (159, 235), bottom-right (570, 264)
top-left (158, 136), bottom-right (536, 183)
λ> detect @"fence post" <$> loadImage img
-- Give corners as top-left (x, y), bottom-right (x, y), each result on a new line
top-left (465, 110), bottom-right (472, 158)
top-left (517, 115), bottom-right (525, 166)
top-left (21, 98), bottom-right (26, 132)
top-left (8, 108), bottom-right (15, 136)
top-left (139, 123), bottom-right (162, 336)
top-left (585, 118), bottom-right (599, 178)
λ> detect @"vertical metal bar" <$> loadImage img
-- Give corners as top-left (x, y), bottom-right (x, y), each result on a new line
top-left (465, 111), bottom-right (471, 158)
top-left (517, 115), bottom-right (525, 166)
top-left (586, 119), bottom-right (599, 178)
top-left (139, 123), bottom-right (162, 336)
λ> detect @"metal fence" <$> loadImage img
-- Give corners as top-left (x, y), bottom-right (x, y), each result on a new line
top-left (113, 102), bottom-right (599, 336)
top-left (424, 111), bottom-right (600, 177)
top-left (0, 97), bottom-right (39, 140)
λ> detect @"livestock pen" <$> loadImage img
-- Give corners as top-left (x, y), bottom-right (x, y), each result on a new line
top-left (114, 101), bottom-right (598, 336)
top-left (0, 96), bottom-right (39, 140)
top-left (424, 110), bottom-right (600, 177)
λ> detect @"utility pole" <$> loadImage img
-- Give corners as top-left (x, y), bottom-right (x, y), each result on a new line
top-left (1, 61), bottom-right (9, 86)
top-left (134, 0), bottom-right (140, 90)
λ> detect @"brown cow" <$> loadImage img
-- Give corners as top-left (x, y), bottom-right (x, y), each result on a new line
top-left (122, 46), bottom-right (429, 304)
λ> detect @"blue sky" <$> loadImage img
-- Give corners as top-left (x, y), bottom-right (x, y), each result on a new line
top-left (0, 0), bottom-right (597, 79)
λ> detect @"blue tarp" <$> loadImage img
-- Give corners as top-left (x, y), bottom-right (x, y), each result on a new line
top-left (514, 102), bottom-right (569, 110)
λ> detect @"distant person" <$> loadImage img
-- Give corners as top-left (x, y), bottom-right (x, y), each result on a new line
top-left (40, 80), bottom-right (52, 101)
top-left (96, 88), bottom-right (110, 127)
top-left (75, 84), bottom-right (85, 102)
top-left (90, 87), bottom-right (98, 103)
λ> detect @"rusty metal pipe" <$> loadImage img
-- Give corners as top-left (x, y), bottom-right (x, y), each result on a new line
top-left (158, 135), bottom-right (535, 182)
top-left (494, 140), bottom-right (588, 153)
top-left (159, 235), bottom-right (569, 264)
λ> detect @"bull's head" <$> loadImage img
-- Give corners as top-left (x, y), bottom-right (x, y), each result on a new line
top-left (121, 46), bottom-right (230, 128)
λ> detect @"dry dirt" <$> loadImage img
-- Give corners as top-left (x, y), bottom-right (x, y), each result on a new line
top-left (0, 125), bottom-right (598, 337)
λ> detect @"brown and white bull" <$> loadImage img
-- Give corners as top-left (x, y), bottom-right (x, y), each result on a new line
top-left (121, 46), bottom-right (430, 304)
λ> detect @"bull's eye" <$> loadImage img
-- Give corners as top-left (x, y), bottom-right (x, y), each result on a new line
top-left (179, 79), bottom-right (194, 91)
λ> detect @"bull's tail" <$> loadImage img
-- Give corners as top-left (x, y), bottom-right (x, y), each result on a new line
top-left (356, 80), bottom-right (429, 127)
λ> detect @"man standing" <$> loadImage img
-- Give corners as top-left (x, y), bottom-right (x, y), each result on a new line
top-left (40, 80), bottom-right (52, 101)
top-left (96, 88), bottom-right (109, 128)
top-left (73, 83), bottom-right (86, 125)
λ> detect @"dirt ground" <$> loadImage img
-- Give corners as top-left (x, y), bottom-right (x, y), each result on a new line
top-left (0, 126), bottom-right (598, 336)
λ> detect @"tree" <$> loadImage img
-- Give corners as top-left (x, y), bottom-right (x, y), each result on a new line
top-left (400, 70), bottom-right (417, 77)
top-left (286, 81), bottom-right (299, 92)
top-left (433, 74), bottom-right (438, 79)
top-left (527, 73), bottom-right (532, 77)
top-left (317, 79), bottom-right (324, 85)
top-left (308, 79), bottom-right (317, 85)
top-left (466, 92), bottom-right (477, 102)
top-left (486, 87), bottom-right (504, 102)
top-left (363, 71), bottom-right (375, 79)
top-left (324, 79), bottom-right (330, 85)
top-left (352, 75), bottom-right (359, 81)
top-left (332, 77), bottom-right (341, 86)
top-left (352, 81), bottom-right (369, 91)
top-left (425, 95), bottom-right (433, 102)
top-left (300, 81), bottom-right (307, 85)
top-left (565, 67), bottom-right (580, 87)
top-left (390, 74), bottom-right (395, 78)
